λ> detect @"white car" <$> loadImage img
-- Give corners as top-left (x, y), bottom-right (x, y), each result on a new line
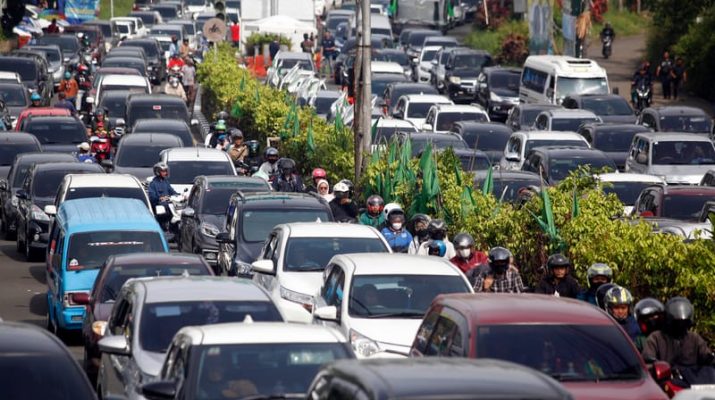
top-left (597, 172), bottom-right (666, 215)
top-left (499, 130), bottom-right (591, 170)
top-left (312, 253), bottom-right (474, 358)
top-left (371, 61), bottom-right (405, 76)
top-left (267, 52), bottom-right (316, 88)
top-left (392, 94), bottom-right (453, 127)
top-left (251, 223), bottom-right (391, 323)
top-left (416, 45), bottom-right (442, 83)
top-left (160, 147), bottom-right (237, 193)
top-left (91, 74), bottom-right (152, 110)
top-left (533, 108), bottom-right (603, 132)
top-left (423, 103), bottom-right (490, 133)
top-left (111, 17), bottom-right (148, 38)
top-left (46, 173), bottom-right (152, 216)
top-left (0, 71), bottom-right (22, 84)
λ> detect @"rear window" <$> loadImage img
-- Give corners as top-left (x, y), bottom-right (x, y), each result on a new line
top-left (99, 262), bottom-right (211, 302)
top-left (167, 161), bottom-right (234, 184)
top-left (67, 230), bottom-right (165, 270)
top-left (0, 143), bottom-right (39, 166)
top-left (64, 187), bottom-right (148, 208)
top-left (663, 194), bottom-right (714, 221)
top-left (32, 170), bottom-right (88, 198)
top-left (128, 103), bottom-right (188, 127)
top-left (24, 120), bottom-right (86, 145)
top-left (461, 131), bottom-right (510, 151)
top-left (241, 209), bottom-right (331, 242)
top-left (116, 144), bottom-right (166, 168)
top-left (0, 352), bottom-right (96, 399)
top-left (0, 60), bottom-right (38, 82)
top-left (201, 188), bottom-right (237, 214)
top-left (99, 95), bottom-right (129, 119)
top-left (435, 112), bottom-right (487, 131)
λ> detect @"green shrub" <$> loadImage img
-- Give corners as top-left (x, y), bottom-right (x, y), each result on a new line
top-left (674, 5), bottom-right (715, 100)
top-left (465, 20), bottom-right (528, 63)
top-left (244, 33), bottom-right (292, 56)
top-left (99, 0), bottom-right (133, 19)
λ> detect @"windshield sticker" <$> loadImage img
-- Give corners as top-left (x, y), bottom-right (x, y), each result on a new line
top-left (88, 241), bottom-right (145, 246)
top-left (154, 305), bottom-right (181, 317)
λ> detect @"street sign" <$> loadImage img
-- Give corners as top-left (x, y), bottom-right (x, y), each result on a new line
top-left (203, 18), bottom-right (227, 42)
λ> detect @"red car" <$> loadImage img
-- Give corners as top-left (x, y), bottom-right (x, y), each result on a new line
top-left (410, 294), bottom-right (669, 400)
top-left (632, 185), bottom-right (715, 221)
top-left (14, 107), bottom-right (71, 131)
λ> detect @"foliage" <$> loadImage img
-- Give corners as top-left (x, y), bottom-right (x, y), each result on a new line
top-left (244, 33), bottom-right (292, 56)
top-left (99, 0), bottom-right (133, 20)
top-left (673, 4), bottom-right (715, 100)
top-left (465, 20), bottom-right (529, 66)
top-left (591, 9), bottom-right (651, 38)
top-left (473, 0), bottom-right (515, 29)
top-left (646, 0), bottom-right (712, 62)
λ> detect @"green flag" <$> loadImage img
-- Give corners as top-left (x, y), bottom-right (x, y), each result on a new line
top-left (388, 0), bottom-right (397, 15)
top-left (419, 143), bottom-right (440, 209)
top-left (231, 99), bottom-right (241, 118)
top-left (371, 117), bottom-right (380, 142)
top-left (482, 166), bottom-right (494, 195)
top-left (306, 117), bottom-right (315, 154)
top-left (254, 86), bottom-right (260, 103)
top-left (239, 74), bottom-right (246, 91)
top-left (460, 187), bottom-right (474, 217)
top-left (447, 0), bottom-right (455, 18)
top-left (571, 188), bottom-right (580, 218)
top-left (292, 108), bottom-right (300, 137)
top-left (541, 187), bottom-right (557, 240)
top-left (334, 109), bottom-right (343, 132)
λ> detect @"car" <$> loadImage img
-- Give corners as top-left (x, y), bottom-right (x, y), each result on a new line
top-left (376, 48), bottom-right (412, 79)
top-left (24, 44), bottom-right (65, 86)
top-left (0, 153), bottom-right (76, 240)
top-left (49, 173), bottom-right (151, 217)
top-left (0, 70), bottom-right (22, 84)
top-left (307, 358), bottom-right (574, 400)
top-left (405, 29), bottom-right (442, 62)
top-left (0, 56), bottom-right (51, 103)
top-left (597, 173), bottom-right (667, 215)
top-left (111, 16), bottom-right (149, 38)
top-left (108, 133), bottom-right (183, 179)
top-left (106, 46), bottom-right (148, 64)
top-left (396, 131), bottom-right (469, 157)
top-left (128, 10), bottom-right (163, 28)
top-left (100, 56), bottom-right (148, 77)
top-left (505, 103), bottom-right (564, 131)
top-left (475, 66), bottom-right (521, 121)
top-left (371, 73), bottom-right (410, 101)
top-left (441, 48), bottom-right (494, 103)
top-left (0, 132), bottom-right (41, 178)
top-left (251, 222), bottom-right (391, 323)
top-left (82, 20), bottom-right (120, 51)
top-left (371, 61), bottom-right (406, 76)
top-left (429, 46), bottom-right (452, 92)
top-left (625, 132), bottom-right (715, 185)
top-left (521, 146), bottom-right (617, 185)
top-left (150, 4), bottom-right (181, 20)
top-left (415, 45), bottom-right (442, 84)
top-left (17, 162), bottom-right (104, 260)
top-left (141, 322), bottom-right (354, 400)
top-left (637, 106), bottom-right (713, 135)
top-left (0, 82), bottom-right (29, 124)
top-left (132, 118), bottom-right (194, 146)
top-left (533, 108), bottom-right (602, 132)
top-left (0, 322), bottom-right (97, 399)
top-left (159, 147), bottom-right (236, 193)
top-left (371, 118), bottom-right (418, 146)
top-left (92, 74), bottom-right (152, 110)
top-left (577, 123), bottom-right (652, 171)
top-left (179, 175), bottom-right (271, 268)
top-left (96, 276), bottom-right (284, 399)
top-left (14, 107), bottom-right (71, 132)
top-left (63, 24), bottom-right (106, 62)
top-left (631, 184), bottom-right (715, 222)
top-left (216, 192), bottom-right (334, 277)
top-left (382, 82), bottom-right (439, 116)
top-left (10, 48), bottom-right (55, 91)
top-left (422, 104), bottom-right (489, 133)
top-left (88, 66), bottom-right (142, 102)
top-left (81, 252), bottom-right (212, 384)
top-left (312, 253), bottom-right (473, 358)
top-left (22, 115), bottom-right (88, 154)
top-left (562, 93), bottom-right (636, 124)
top-left (450, 121), bottom-right (512, 164)
top-left (35, 34), bottom-right (82, 66)
top-left (309, 90), bottom-right (342, 118)
top-left (392, 94), bottom-right (453, 126)
top-left (520, 55), bottom-right (610, 105)
top-left (267, 52), bottom-right (316, 88)
top-left (410, 294), bottom-right (669, 400)
top-left (95, 89), bottom-right (132, 127)
top-left (473, 170), bottom-right (543, 203)
top-left (499, 130), bottom-right (591, 170)
top-left (125, 93), bottom-right (195, 133)
top-left (452, 148), bottom-right (492, 171)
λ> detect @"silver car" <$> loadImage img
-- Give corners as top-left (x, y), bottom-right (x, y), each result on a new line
top-left (96, 276), bottom-right (284, 399)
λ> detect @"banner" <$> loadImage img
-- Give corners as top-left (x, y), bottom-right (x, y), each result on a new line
top-left (527, 0), bottom-right (553, 54)
top-left (562, 13), bottom-right (576, 56)
top-left (64, 0), bottom-right (98, 24)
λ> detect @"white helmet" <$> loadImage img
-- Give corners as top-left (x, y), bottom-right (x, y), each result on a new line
top-left (77, 142), bottom-right (90, 151)
top-left (383, 202), bottom-right (402, 220)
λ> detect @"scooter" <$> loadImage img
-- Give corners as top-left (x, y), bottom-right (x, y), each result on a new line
top-left (155, 194), bottom-right (186, 244)
top-left (602, 36), bottom-right (613, 59)
top-left (89, 135), bottom-right (111, 162)
top-left (634, 81), bottom-right (652, 113)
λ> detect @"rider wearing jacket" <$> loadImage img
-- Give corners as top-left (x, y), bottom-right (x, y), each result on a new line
top-left (258, 147), bottom-right (280, 177)
top-left (358, 195), bottom-right (385, 228)
top-left (578, 263), bottom-right (613, 305)
top-left (272, 158), bottom-right (305, 192)
top-left (631, 63), bottom-right (653, 105)
top-left (450, 233), bottom-right (487, 274)
top-left (329, 182), bottom-right (358, 222)
top-left (148, 162), bottom-right (178, 207)
top-left (535, 253), bottom-right (581, 298)
top-left (380, 207), bottom-right (414, 253)
top-left (604, 285), bottom-right (644, 350)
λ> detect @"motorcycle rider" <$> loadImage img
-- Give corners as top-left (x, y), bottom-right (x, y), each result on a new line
top-left (473, 246), bottom-right (526, 293)
top-left (631, 62), bottom-right (653, 108)
top-left (604, 285), bottom-right (644, 350)
top-left (206, 119), bottom-right (227, 148)
top-left (59, 71), bottom-right (79, 106)
top-left (169, 35), bottom-right (179, 57)
top-left (90, 108), bottom-right (112, 136)
top-left (168, 53), bottom-right (186, 72)
top-left (578, 262), bottom-right (613, 305)
top-left (306, 168), bottom-right (328, 194)
top-left (417, 219), bottom-right (456, 259)
top-left (76, 142), bottom-right (95, 163)
top-left (535, 253), bottom-right (581, 298)
top-left (635, 297), bottom-right (666, 337)
top-left (148, 162), bottom-right (179, 227)
top-left (358, 195), bottom-right (385, 228)
top-left (600, 22), bottom-right (615, 57)
top-left (54, 92), bottom-right (77, 115)
top-left (329, 181), bottom-right (358, 222)
top-left (228, 129), bottom-right (248, 165)
top-left (449, 232), bottom-right (487, 274)
top-left (427, 240), bottom-right (447, 257)
top-left (258, 147), bottom-right (280, 177)
top-left (29, 92), bottom-right (43, 107)
top-left (163, 75), bottom-right (187, 102)
top-left (408, 213), bottom-right (431, 250)
top-left (272, 158), bottom-right (305, 192)
top-left (595, 282), bottom-right (617, 310)
top-left (380, 206), bottom-right (414, 253)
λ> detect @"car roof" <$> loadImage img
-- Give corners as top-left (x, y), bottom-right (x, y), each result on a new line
top-left (586, 123), bottom-right (650, 133)
top-left (100, 75), bottom-right (148, 85)
top-left (163, 147), bottom-right (231, 161)
top-left (120, 133), bottom-right (183, 145)
top-left (448, 47), bottom-right (490, 56)
top-left (403, 94), bottom-right (452, 103)
top-left (406, 132), bottom-right (463, 140)
top-left (178, 322), bottom-right (347, 346)
top-left (0, 132), bottom-right (39, 144)
top-left (18, 107), bottom-right (71, 118)
top-left (129, 276), bottom-right (272, 303)
top-left (134, 118), bottom-right (188, 128)
top-left (315, 90), bottom-right (341, 98)
top-left (128, 93), bottom-right (186, 104)
top-left (109, 252), bottom-right (207, 265)
top-left (648, 106), bottom-right (709, 116)
top-left (473, 169), bottom-right (541, 181)
top-left (660, 185), bottom-right (715, 195)
top-left (33, 162), bottom-right (100, 173)
top-left (543, 108), bottom-right (599, 118)
top-left (57, 197), bottom-right (157, 233)
top-left (565, 93), bottom-right (623, 101)
top-left (64, 173), bottom-right (141, 188)
top-left (0, 322), bottom-right (73, 354)
top-left (531, 146), bottom-right (607, 157)
top-left (516, 103), bottom-right (563, 111)
top-left (376, 119), bottom-right (416, 128)
top-left (437, 293), bottom-right (615, 325)
top-left (432, 104), bottom-right (486, 113)
top-left (597, 172), bottom-right (666, 183)
top-left (634, 131), bottom-right (712, 142)
top-left (15, 152), bottom-right (75, 163)
top-left (520, 131), bottom-right (587, 140)
top-left (235, 192), bottom-right (329, 209)
top-left (25, 115), bottom-right (81, 124)
top-left (335, 253), bottom-right (463, 276)
top-left (482, 66), bottom-right (521, 74)
top-left (278, 222), bottom-right (382, 238)
top-left (96, 67), bottom-right (142, 75)
top-left (453, 121), bottom-right (512, 133)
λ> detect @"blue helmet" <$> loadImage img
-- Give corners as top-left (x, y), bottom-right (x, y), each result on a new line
top-left (30, 92), bottom-right (41, 102)
top-left (427, 240), bottom-right (446, 257)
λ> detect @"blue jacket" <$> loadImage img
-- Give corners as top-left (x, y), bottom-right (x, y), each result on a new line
top-left (618, 315), bottom-right (644, 348)
top-left (148, 177), bottom-right (178, 206)
top-left (381, 227), bottom-right (413, 253)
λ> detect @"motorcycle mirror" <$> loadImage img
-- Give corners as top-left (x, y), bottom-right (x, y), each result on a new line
top-left (155, 205), bottom-right (167, 215)
top-left (611, 87), bottom-right (619, 95)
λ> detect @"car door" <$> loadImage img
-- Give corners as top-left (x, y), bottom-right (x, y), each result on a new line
top-left (254, 231), bottom-right (279, 293)
top-left (424, 108), bottom-right (436, 131)
top-left (16, 171), bottom-right (32, 241)
top-left (180, 185), bottom-right (201, 250)
top-left (161, 337), bottom-right (191, 399)
top-left (631, 138), bottom-right (650, 174)
top-left (47, 224), bottom-right (64, 316)
top-left (101, 295), bottom-right (134, 397)
top-left (218, 202), bottom-right (239, 275)
top-left (316, 264), bottom-right (345, 332)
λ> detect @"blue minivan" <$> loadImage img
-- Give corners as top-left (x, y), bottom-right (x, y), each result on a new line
top-left (45, 197), bottom-right (169, 336)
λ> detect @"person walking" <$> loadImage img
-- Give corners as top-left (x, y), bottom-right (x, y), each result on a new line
top-left (230, 20), bottom-right (240, 48)
top-left (181, 58), bottom-right (196, 107)
top-left (320, 31), bottom-right (337, 78)
top-left (655, 51), bottom-right (674, 100)
top-left (300, 33), bottom-right (314, 54)
top-left (672, 57), bottom-right (687, 100)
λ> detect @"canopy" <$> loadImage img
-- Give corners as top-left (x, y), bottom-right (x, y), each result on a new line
top-left (242, 15), bottom-right (318, 52)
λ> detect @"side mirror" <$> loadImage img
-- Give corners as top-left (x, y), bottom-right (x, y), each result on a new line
top-left (0, 179), bottom-right (7, 191)
top-left (190, 118), bottom-right (199, 126)
top-left (215, 231), bottom-right (230, 243)
top-left (155, 205), bottom-right (166, 215)
top-left (141, 381), bottom-right (177, 400)
top-left (313, 305), bottom-right (338, 321)
top-left (16, 189), bottom-right (28, 200)
top-left (98, 335), bottom-right (130, 356)
top-left (636, 152), bottom-right (648, 164)
top-left (431, 59), bottom-right (438, 66)
top-left (86, 96), bottom-right (94, 105)
top-left (505, 152), bottom-right (520, 162)
top-left (546, 88), bottom-right (555, 101)
top-left (44, 205), bottom-right (57, 216)
top-left (251, 259), bottom-right (275, 275)
top-left (422, 123), bottom-right (432, 131)
top-left (181, 207), bottom-right (195, 218)
top-left (650, 360), bottom-right (671, 382)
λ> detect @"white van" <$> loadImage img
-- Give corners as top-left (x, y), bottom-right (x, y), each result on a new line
top-left (519, 56), bottom-right (610, 105)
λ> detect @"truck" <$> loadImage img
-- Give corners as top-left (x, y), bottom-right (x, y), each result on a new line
top-left (240, 0), bottom-right (315, 26)
top-left (392, 0), bottom-right (459, 34)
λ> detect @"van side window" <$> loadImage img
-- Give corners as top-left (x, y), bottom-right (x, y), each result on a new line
top-left (414, 311), bottom-right (440, 354)
top-left (521, 67), bottom-right (548, 92)
top-left (425, 316), bottom-right (459, 356)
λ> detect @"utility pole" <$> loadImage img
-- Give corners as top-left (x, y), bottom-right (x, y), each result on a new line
top-left (353, 0), bottom-right (371, 182)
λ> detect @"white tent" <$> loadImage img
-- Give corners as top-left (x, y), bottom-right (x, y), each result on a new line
top-left (242, 15), bottom-right (317, 53)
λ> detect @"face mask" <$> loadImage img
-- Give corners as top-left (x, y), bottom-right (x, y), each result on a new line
top-left (391, 223), bottom-right (402, 231)
top-left (458, 249), bottom-right (471, 259)
top-left (416, 229), bottom-right (429, 240)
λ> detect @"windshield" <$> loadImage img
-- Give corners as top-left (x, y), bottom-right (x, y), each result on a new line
top-left (372, 77), bottom-right (406, 97)
top-left (659, 115), bottom-right (712, 134)
top-left (314, 96), bottom-right (340, 115)
top-left (582, 97), bottom-right (633, 116)
top-left (38, 37), bottom-right (79, 54)
top-left (436, 112), bottom-right (487, 131)
top-left (103, 59), bottom-right (145, 75)
top-left (64, 187), bottom-right (147, 206)
top-left (592, 131), bottom-right (638, 152)
top-left (327, 17), bottom-right (349, 31)
top-left (0, 353), bottom-right (97, 399)
top-left (31, 170), bottom-right (69, 197)
top-left (0, 61), bottom-right (37, 81)
top-left (280, 59), bottom-right (313, 71)
top-left (117, 24), bottom-right (130, 34)
top-left (31, 48), bottom-right (61, 63)
top-left (99, 262), bottom-right (210, 302)
top-left (549, 156), bottom-right (615, 182)
top-left (525, 139), bottom-right (588, 153)
top-left (476, 325), bottom-right (644, 383)
top-left (663, 194), bottom-right (714, 220)
top-left (128, 104), bottom-right (188, 126)
top-left (379, 52), bottom-right (409, 66)
top-left (134, 123), bottom-right (192, 146)
top-left (551, 117), bottom-right (601, 132)
top-left (284, 238), bottom-right (387, 272)
top-left (602, 181), bottom-right (655, 206)
top-left (420, 49), bottom-right (438, 62)
top-left (67, 231), bottom-right (165, 270)
top-left (652, 141), bottom-right (715, 165)
top-left (408, 33), bottom-right (435, 47)
top-left (453, 54), bottom-right (490, 70)
top-left (200, 189), bottom-right (236, 214)
top-left (140, 301), bottom-right (282, 352)
top-left (0, 85), bottom-right (28, 106)
top-left (122, 42), bottom-right (159, 58)
top-left (556, 77), bottom-right (609, 99)
top-left (167, 161), bottom-right (234, 184)
top-left (462, 131), bottom-right (509, 151)
top-left (349, 274), bottom-right (470, 317)
top-left (241, 209), bottom-right (331, 242)
top-left (116, 145), bottom-right (165, 168)
top-left (489, 177), bottom-right (542, 202)
top-left (407, 102), bottom-right (438, 118)
top-left (194, 343), bottom-right (350, 399)
top-left (459, 153), bottom-right (491, 171)
top-left (25, 120), bottom-right (86, 145)
top-left (0, 144), bottom-right (38, 166)
top-left (99, 95), bottom-right (129, 118)
top-left (490, 71), bottom-right (520, 95)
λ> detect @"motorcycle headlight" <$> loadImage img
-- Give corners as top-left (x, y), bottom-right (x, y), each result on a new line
top-left (490, 92), bottom-right (503, 102)
top-left (147, 65), bottom-right (153, 71)
top-left (200, 222), bottom-right (220, 238)
top-left (280, 286), bottom-right (313, 306)
top-left (350, 329), bottom-right (380, 358)
top-left (31, 204), bottom-right (49, 222)
top-left (11, 195), bottom-right (18, 207)
top-left (449, 76), bottom-right (461, 84)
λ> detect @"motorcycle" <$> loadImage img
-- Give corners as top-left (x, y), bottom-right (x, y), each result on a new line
top-left (634, 80), bottom-right (651, 113)
top-left (663, 365), bottom-right (715, 397)
top-left (235, 160), bottom-right (258, 176)
top-left (602, 36), bottom-right (613, 59)
top-left (156, 193), bottom-right (186, 244)
top-left (89, 135), bottom-right (111, 162)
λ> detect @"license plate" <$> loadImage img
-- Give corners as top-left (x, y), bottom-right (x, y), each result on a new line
top-left (690, 385), bottom-right (715, 391)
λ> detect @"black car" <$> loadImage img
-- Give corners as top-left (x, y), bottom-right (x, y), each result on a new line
top-left (562, 93), bottom-right (637, 124)
top-left (105, 47), bottom-right (148, 64)
top-left (396, 132), bottom-right (469, 157)
top-left (97, 89), bottom-right (131, 127)
top-left (382, 82), bottom-right (438, 116)
top-left (100, 56), bottom-right (148, 77)
top-left (450, 121), bottom-right (512, 164)
top-left (0, 82), bottom-right (25, 125)
top-left (473, 170), bottom-right (542, 203)
top-left (108, 133), bottom-right (183, 179)
top-left (36, 34), bottom-right (81, 66)
top-left (125, 94), bottom-right (194, 133)
top-left (521, 146), bottom-right (617, 185)
top-left (0, 56), bottom-right (51, 104)
top-left (442, 48), bottom-right (494, 103)
top-left (132, 118), bottom-right (194, 146)
top-left (453, 148), bottom-right (491, 171)
top-left (376, 48), bottom-right (411, 78)
top-left (371, 73), bottom-right (409, 100)
top-left (10, 49), bottom-right (54, 93)
top-left (82, 20), bottom-right (120, 49)
top-left (405, 29), bottom-right (442, 62)
top-left (637, 105), bottom-right (713, 135)
top-left (216, 192), bottom-right (334, 276)
top-left (577, 123), bottom-right (651, 171)
top-left (310, 90), bottom-right (342, 118)
top-left (16, 162), bottom-right (103, 260)
top-left (0, 322), bottom-right (97, 399)
top-left (0, 132), bottom-right (41, 178)
top-left (476, 66), bottom-right (521, 121)
top-left (337, 49), bottom-right (381, 86)
top-left (505, 103), bottom-right (563, 131)
top-left (23, 45), bottom-right (64, 89)
top-left (307, 358), bottom-right (573, 400)
top-left (0, 152), bottom-right (76, 240)
top-left (180, 175), bottom-right (271, 269)
top-left (119, 38), bottom-right (165, 84)
top-left (23, 116), bottom-right (87, 154)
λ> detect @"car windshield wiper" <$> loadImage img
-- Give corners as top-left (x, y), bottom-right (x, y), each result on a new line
top-left (296, 267), bottom-right (325, 272)
top-left (365, 311), bottom-right (424, 319)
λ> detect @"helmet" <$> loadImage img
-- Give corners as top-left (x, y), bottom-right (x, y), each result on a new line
top-left (634, 298), bottom-right (665, 336)
top-left (453, 232), bottom-right (475, 249)
top-left (386, 206), bottom-right (406, 224)
top-left (215, 119), bottom-right (227, 131)
top-left (333, 182), bottom-right (350, 199)
top-left (586, 263), bottom-right (613, 286)
top-left (246, 140), bottom-right (260, 157)
top-left (311, 168), bottom-right (327, 180)
top-left (78, 64), bottom-right (89, 72)
top-left (664, 297), bottom-right (694, 337)
top-left (339, 179), bottom-right (354, 197)
top-left (95, 108), bottom-right (105, 117)
top-left (488, 246), bottom-right (511, 274)
top-left (30, 92), bottom-right (41, 102)
top-left (64, 71), bottom-right (71, 79)
top-left (603, 285), bottom-right (633, 321)
top-left (277, 158), bottom-right (296, 175)
top-left (217, 110), bottom-right (230, 120)
top-left (76, 32), bottom-right (84, 39)
top-left (427, 240), bottom-right (447, 257)
top-left (153, 162), bottom-right (169, 177)
top-left (546, 253), bottom-right (570, 272)
top-left (383, 202), bottom-right (402, 220)
top-left (410, 213), bottom-right (431, 239)
top-left (366, 195), bottom-right (384, 216)
top-left (264, 147), bottom-right (279, 162)
top-left (229, 128), bottom-right (243, 141)
top-left (169, 76), bottom-right (180, 87)
top-left (595, 283), bottom-right (616, 310)
top-left (77, 142), bottom-right (90, 151)
top-left (427, 219), bottom-right (447, 240)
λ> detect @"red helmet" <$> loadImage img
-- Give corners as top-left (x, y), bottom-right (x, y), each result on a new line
top-left (78, 64), bottom-right (89, 72)
top-left (311, 168), bottom-right (327, 180)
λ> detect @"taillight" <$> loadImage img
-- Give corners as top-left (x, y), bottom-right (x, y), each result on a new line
top-left (63, 292), bottom-right (90, 307)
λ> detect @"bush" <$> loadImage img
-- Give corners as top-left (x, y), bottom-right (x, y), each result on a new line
top-left (465, 20), bottom-right (529, 66)
top-left (674, 5), bottom-right (715, 100)
top-left (646, 0), bottom-right (708, 61)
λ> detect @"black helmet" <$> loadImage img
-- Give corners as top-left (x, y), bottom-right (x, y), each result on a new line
top-left (264, 147), bottom-right (279, 162)
top-left (153, 162), bottom-right (168, 177)
top-left (246, 140), bottom-right (260, 157)
top-left (488, 246), bottom-right (511, 274)
top-left (595, 283), bottom-right (616, 310)
top-left (229, 128), bottom-right (243, 141)
top-left (277, 158), bottom-right (296, 174)
top-left (546, 253), bottom-right (570, 272)
top-left (410, 214), bottom-right (431, 241)
top-left (634, 297), bottom-right (665, 336)
top-left (453, 232), bottom-right (475, 249)
top-left (664, 297), bottom-right (694, 337)
top-left (427, 219), bottom-right (447, 240)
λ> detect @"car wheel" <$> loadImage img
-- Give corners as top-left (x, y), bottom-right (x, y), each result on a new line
top-left (16, 225), bottom-right (24, 254)
top-left (25, 234), bottom-right (39, 262)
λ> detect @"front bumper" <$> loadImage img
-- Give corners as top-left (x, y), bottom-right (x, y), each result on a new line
top-left (447, 81), bottom-right (477, 101)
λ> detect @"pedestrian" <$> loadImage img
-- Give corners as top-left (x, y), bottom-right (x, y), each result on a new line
top-left (321, 30), bottom-right (337, 78)
top-left (46, 18), bottom-right (59, 34)
top-left (655, 50), bottom-right (674, 100)
top-left (672, 57), bottom-right (687, 100)
top-left (269, 37), bottom-right (281, 61)
top-left (300, 33), bottom-right (314, 54)
top-left (230, 20), bottom-right (240, 48)
top-left (181, 58), bottom-right (196, 106)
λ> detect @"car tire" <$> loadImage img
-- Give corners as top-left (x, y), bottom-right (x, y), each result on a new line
top-left (16, 226), bottom-right (24, 254)
top-left (3, 218), bottom-right (16, 241)
top-left (25, 233), bottom-right (41, 262)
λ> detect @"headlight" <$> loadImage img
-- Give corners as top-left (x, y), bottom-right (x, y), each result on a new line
top-left (11, 195), bottom-right (18, 207)
top-left (490, 92), bottom-right (503, 102)
top-left (280, 286), bottom-right (313, 312)
top-left (411, 57), bottom-right (419, 63)
top-left (350, 329), bottom-right (380, 357)
top-left (31, 204), bottom-right (49, 222)
top-left (200, 222), bottom-right (220, 238)
top-left (147, 65), bottom-right (153, 71)
top-left (449, 76), bottom-right (461, 84)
